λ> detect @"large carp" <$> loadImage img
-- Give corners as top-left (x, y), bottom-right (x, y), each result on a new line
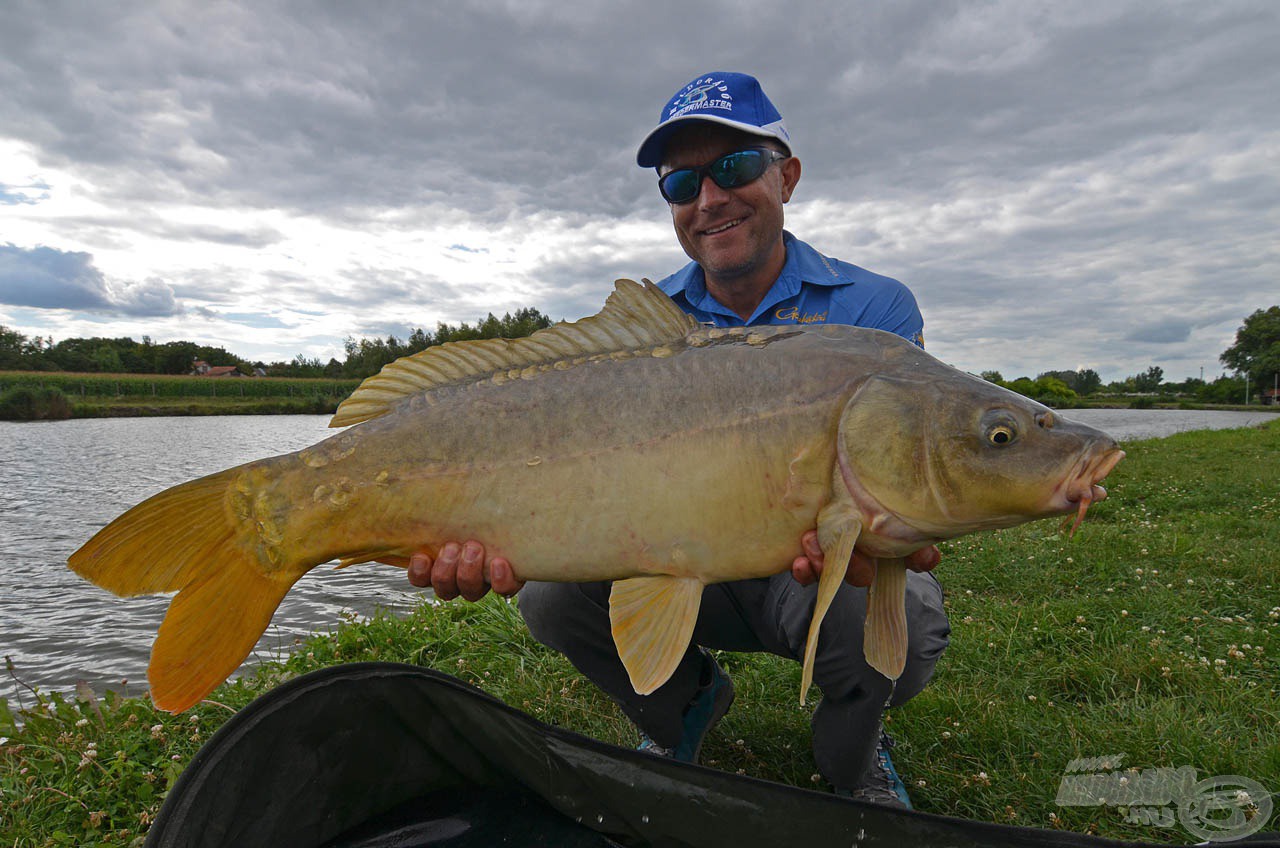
top-left (70, 281), bottom-right (1123, 713)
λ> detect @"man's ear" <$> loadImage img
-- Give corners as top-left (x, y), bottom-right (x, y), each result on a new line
top-left (780, 156), bottom-right (802, 203)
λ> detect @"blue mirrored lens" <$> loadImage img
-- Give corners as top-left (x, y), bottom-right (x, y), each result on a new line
top-left (710, 150), bottom-right (767, 188)
top-left (658, 149), bottom-right (775, 204)
top-left (659, 169), bottom-right (702, 203)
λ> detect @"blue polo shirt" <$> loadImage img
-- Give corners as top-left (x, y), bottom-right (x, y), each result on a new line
top-left (656, 231), bottom-right (925, 348)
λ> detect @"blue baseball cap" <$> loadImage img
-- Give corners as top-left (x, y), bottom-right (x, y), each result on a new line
top-left (636, 72), bottom-right (792, 168)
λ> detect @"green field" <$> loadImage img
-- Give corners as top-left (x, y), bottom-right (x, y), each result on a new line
top-left (0, 371), bottom-right (359, 418)
top-left (3, 421), bottom-right (1277, 845)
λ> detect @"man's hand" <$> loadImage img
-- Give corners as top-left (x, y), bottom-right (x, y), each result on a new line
top-left (384, 541), bottom-right (524, 601)
top-left (791, 531), bottom-right (940, 588)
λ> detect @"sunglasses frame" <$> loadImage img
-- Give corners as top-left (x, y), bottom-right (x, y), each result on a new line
top-left (658, 147), bottom-right (790, 204)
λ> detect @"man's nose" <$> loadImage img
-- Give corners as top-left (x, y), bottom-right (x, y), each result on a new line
top-left (697, 175), bottom-right (732, 209)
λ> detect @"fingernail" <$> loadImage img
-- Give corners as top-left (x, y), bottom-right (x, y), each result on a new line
top-left (462, 542), bottom-right (480, 563)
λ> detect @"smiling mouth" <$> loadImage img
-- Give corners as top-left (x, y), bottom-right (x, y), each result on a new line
top-left (702, 217), bottom-right (745, 236)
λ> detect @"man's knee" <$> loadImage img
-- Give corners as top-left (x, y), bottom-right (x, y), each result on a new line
top-left (518, 580), bottom-right (610, 650)
top-left (889, 572), bottom-right (951, 705)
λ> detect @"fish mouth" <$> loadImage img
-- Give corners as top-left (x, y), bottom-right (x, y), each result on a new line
top-left (1057, 445), bottom-right (1126, 535)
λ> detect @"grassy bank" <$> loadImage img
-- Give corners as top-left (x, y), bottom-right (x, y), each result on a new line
top-left (0, 371), bottom-right (358, 419)
top-left (3, 421), bottom-right (1278, 845)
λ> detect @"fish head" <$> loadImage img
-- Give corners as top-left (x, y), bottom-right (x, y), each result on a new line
top-left (836, 372), bottom-right (1124, 549)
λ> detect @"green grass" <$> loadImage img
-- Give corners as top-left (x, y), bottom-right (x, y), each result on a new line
top-left (0, 371), bottom-right (358, 419)
top-left (3, 421), bottom-right (1278, 845)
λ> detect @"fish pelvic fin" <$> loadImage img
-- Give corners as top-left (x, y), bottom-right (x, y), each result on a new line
top-left (801, 506), bottom-right (863, 705)
top-left (609, 575), bottom-right (704, 696)
top-left (68, 468), bottom-right (300, 713)
top-left (331, 279), bottom-right (698, 427)
top-left (863, 558), bottom-right (909, 681)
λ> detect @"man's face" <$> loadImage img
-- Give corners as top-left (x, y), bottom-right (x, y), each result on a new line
top-left (660, 126), bottom-right (800, 283)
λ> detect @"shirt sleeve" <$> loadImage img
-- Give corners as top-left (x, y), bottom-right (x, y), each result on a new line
top-left (830, 277), bottom-right (926, 348)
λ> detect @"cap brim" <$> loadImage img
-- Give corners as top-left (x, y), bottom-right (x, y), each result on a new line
top-left (636, 115), bottom-right (792, 168)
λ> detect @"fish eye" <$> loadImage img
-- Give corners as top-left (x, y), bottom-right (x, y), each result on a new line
top-left (987, 425), bottom-right (1016, 446)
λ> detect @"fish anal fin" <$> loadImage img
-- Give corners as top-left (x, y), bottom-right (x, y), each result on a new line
top-left (331, 280), bottom-right (698, 427)
top-left (609, 575), bottom-right (704, 696)
top-left (800, 504), bottom-right (862, 705)
top-left (864, 558), bottom-right (909, 680)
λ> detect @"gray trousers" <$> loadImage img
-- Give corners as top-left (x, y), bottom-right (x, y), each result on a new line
top-left (519, 570), bottom-right (950, 788)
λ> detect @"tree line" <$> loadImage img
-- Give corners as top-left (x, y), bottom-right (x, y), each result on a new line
top-left (2, 304), bottom-right (1275, 399)
top-left (975, 306), bottom-right (1278, 405)
top-left (0, 308), bottom-right (554, 380)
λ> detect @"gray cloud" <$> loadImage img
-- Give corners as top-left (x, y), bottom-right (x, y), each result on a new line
top-left (0, 243), bottom-right (181, 316)
top-left (0, 0), bottom-right (1276, 380)
top-left (1125, 321), bottom-right (1193, 344)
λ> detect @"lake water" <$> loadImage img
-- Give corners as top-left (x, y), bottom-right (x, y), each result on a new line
top-left (0, 416), bottom-right (419, 705)
top-left (1, 408), bottom-right (1275, 704)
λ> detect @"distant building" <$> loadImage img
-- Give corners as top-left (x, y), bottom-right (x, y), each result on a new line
top-left (1262, 387), bottom-right (1279, 406)
top-left (190, 360), bottom-right (241, 377)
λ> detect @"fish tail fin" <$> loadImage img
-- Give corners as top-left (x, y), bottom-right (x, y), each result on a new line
top-left (149, 560), bottom-right (299, 712)
top-left (68, 468), bottom-right (299, 712)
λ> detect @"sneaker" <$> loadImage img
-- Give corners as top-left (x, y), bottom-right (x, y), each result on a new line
top-left (835, 729), bottom-right (913, 809)
top-left (635, 649), bottom-right (735, 764)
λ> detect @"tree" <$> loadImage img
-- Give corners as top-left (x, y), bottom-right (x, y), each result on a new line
top-left (1132, 366), bottom-right (1164, 393)
top-left (979, 370), bottom-right (1003, 383)
top-left (1075, 368), bottom-right (1102, 395)
top-left (0, 325), bottom-right (34, 369)
top-left (1221, 306), bottom-right (1280, 387)
top-left (1197, 374), bottom-right (1245, 404)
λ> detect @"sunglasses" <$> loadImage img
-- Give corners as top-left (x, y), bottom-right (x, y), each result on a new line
top-left (658, 148), bottom-right (789, 204)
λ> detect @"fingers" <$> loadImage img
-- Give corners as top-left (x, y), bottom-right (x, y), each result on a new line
top-left (801, 530), bottom-right (824, 565)
top-left (488, 558), bottom-right (525, 597)
top-left (454, 541), bottom-right (489, 602)
top-left (407, 540), bottom-right (521, 601)
top-left (906, 545), bottom-right (941, 573)
top-left (430, 542), bottom-right (462, 600)
top-left (791, 556), bottom-right (819, 586)
top-left (845, 550), bottom-right (877, 587)
top-left (406, 552), bottom-right (433, 587)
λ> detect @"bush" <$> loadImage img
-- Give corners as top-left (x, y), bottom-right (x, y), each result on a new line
top-left (0, 386), bottom-right (72, 420)
top-left (1129, 396), bottom-right (1155, 409)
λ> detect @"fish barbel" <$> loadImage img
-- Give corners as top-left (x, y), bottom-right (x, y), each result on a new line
top-left (69, 281), bottom-right (1123, 712)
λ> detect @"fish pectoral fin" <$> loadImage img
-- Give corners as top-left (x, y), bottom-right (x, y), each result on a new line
top-left (609, 575), bottom-right (704, 696)
top-left (864, 557), bottom-right (909, 680)
top-left (799, 507), bottom-right (863, 705)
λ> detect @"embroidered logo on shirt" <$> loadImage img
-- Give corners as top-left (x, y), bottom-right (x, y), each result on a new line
top-left (774, 307), bottom-right (828, 324)
top-left (669, 78), bottom-right (733, 118)
top-left (914, 331), bottom-right (926, 349)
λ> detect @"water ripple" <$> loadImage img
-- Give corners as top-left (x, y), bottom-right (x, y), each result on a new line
top-left (0, 416), bottom-right (420, 702)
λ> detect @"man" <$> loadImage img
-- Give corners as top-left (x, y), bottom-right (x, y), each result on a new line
top-left (404, 72), bottom-right (949, 808)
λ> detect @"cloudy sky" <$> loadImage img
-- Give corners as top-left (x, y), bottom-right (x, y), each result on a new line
top-left (1, 1), bottom-right (1276, 382)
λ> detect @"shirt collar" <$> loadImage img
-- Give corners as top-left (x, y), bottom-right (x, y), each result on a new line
top-left (667, 232), bottom-right (851, 323)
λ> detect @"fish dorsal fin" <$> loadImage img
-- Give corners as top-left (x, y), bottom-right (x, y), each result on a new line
top-left (330, 279), bottom-right (697, 427)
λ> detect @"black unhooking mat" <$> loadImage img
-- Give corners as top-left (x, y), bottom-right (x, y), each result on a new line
top-left (144, 663), bottom-right (1279, 847)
